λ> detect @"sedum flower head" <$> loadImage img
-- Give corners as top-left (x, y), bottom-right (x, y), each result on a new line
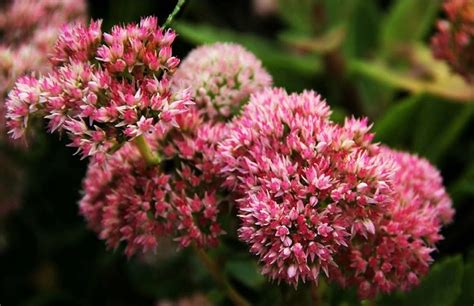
top-left (0, 0), bottom-right (86, 142)
top-left (5, 17), bottom-right (193, 162)
top-left (172, 43), bottom-right (272, 122)
top-left (332, 147), bottom-right (454, 298)
top-left (431, 0), bottom-right (474, 82)
top-left (79, 111), bottom-right (226, 256)
top-left (218, 88), bottom-right (397, 285)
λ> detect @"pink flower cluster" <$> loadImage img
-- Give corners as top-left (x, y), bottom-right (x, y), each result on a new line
top-left (172, 43), bottom-right (272, 121)
top-left (331, 147), bottom-right (454, 298)
top-left (79, 42), bottom-right (273, 255)
top-left (79, 113), bottom-right (225, 256)
top-left (431, 0), bottom-right (474, 83)
top-left (5, 17), bottom-right (192, 162)
top-left (0, 0), bottom-right (86, 139)
top-left (217, 88), bottom-right (453, 297)
top-left (3, 10), bottom-right (453, 298)
top-left (218, 88), bottom-right (397, 286)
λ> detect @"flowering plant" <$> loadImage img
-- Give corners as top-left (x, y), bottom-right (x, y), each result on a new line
top-left (0, 1), bottom-right (472, 306)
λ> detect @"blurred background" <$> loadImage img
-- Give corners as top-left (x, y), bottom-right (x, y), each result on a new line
top-left (0, 0), bottom-right (473, 305)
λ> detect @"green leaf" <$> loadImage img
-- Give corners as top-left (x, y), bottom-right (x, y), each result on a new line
top-left (175, 22), bottom-right (322, 90)
top-left (379, 256), bottom-right (464, 306)
top-left (374, 95), bottom-right (423, 147)
top-left (277, 0), bottom-right (319, 34)
top-left (381, 0), bottom-right (442, 54)
top-left (225, 259), bottom-right (265, 289)
top-left (456, 258), bottom-right (474, 306)
top-left (413, 100), bottom-right (473, 163)
top-left (349, 58), bottom-right (474, 102)
top-left (341, 0), bottom-right (381, 58)
top-left (330, 106), bottom-right (348, 124)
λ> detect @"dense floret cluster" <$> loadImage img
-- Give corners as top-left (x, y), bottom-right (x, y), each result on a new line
top-left (432, 0), bottom-right (474, 82)
top-left (331, 147), bottom-right (454, 298)
top-left (217, 88), bottom-right (398, 285)
top-left (0, 0), bottom-right (86, 139)
top-left (5, 17), bottom-right (192, 162)
top-left (2, 12), bottom-right (455, 301)
top-left (172, 43), bottom-right (272, 121)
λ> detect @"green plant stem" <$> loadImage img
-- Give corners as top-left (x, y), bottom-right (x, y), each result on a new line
top-left (193, 245), bottom-right (251, 306)
top-left (163, 0), bottom-right (187, 28)
top-left (133, 135), bottom-right (160, 166)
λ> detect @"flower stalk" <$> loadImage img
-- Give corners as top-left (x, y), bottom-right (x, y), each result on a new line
top-left (133, 135), bottom-right (161, 166)
top-left (193, 245), bottom-right (251, 306)
top-left (164, 0), bottom-right (187, 28)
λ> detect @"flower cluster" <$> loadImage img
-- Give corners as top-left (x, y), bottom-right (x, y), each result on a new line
top-left (0, 0), bottom-right (86, 140)
top-left (172, 43), bottom-right (272, 121)
top-left (431, 0), bottom-right (474, 83)
top-left (216, 87), bottom-right (454, 297)
top-left (2, 8), bottom-right (454, 298)
top-left (331, 147), bottom-right (454, 298)
top-left (218, 88), bottom-right (398, 285)
top-left (5, 17), bottom-right (192, 162)
top-left (79, 41), bottom-right (272, 255)
top-left (79, 113), bottom-right (225, 256)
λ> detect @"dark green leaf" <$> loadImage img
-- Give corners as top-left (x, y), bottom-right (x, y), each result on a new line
top-left (225, 259), bottom-right (265, 289)
top-left (413, 100), bottom-right (472, 163)
top-left (379, 256), bottom-right (463, 306)
top-left (456, 258), bottom-right (474, 306)
top-left (374, 95), bottom-right (423, 147)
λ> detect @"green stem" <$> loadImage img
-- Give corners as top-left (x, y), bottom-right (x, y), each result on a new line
top-left (133, 135), bottom-right (160, 166)
top-left (193, 245), bottom-right (251, 306)
top-left (163, 0), bottom-right (187, 28)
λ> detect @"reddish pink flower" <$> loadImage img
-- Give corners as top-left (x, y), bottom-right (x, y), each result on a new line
top-left (80, 111), bottom-right (226, 256)
top-left (5, 17), bottom-right (193, 161)
top-left (331, 147), bottom-right (454, 298)
top-left (218, 88), bottom-right (397, 285)
top-left (172, 43), bottom-right (272, 121)
top-left (431, 0), bottom-right (474, 82)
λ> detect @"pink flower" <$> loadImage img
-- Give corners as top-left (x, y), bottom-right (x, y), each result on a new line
top-left (0, 0), bottom-right (86, 143)
top-left (431, 0), bottom-right (474, 82)
top-left (80, 111), bottom-right (227, 256)
top-left (331, 147), bottom-right (454, 298)
top-left (172, 43), bottom-right (272, 121)
top-left (5, 17), bottom-right (193, 162)
top-left (218, 88), bottom-right (397, 285)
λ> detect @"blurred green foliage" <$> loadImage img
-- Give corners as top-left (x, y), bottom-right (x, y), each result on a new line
top-left (1, 0), bottom-right (473, 305)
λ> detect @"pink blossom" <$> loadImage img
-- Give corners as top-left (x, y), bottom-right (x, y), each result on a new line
top-left (217, 88), bottom-right (397, 285)
top-left (172, 43), bottom-right (272, 122)
top-left (0, 0), bottom-right (86, 143)
top-left (431, 0), bottom-right (474, 82)
top-left (80, 111), bottom-right (227, 256)
top-left (5, 17), bottom-right (193, 161)
top-left (331, 147), bottom-right (454, 298)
